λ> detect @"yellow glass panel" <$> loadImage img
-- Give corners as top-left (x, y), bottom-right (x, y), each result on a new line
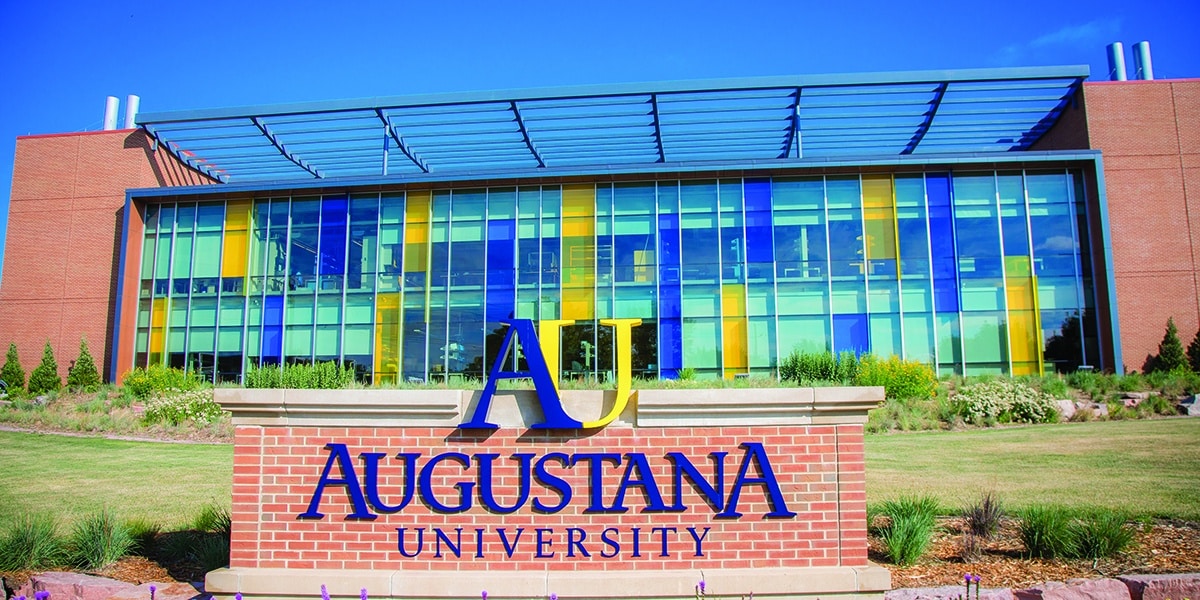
top-left (561, 288), bottom-right (595, 321)
top-left (862, 175), bottom-right (897, 261)
top-left (149, 297), bottom-right (168, 365)
top-left (562, 184), bottom-right (595, 218)
top-left (374, 293), bottom-right (401, 384)
top-left (722, 284), bottom-right (748, 377)
top-left (221, 200), bottom-right (252, 278)
top-left (1009, 310), bottom-right (1041, 372)
top-left (404, 191), bottom-right (431, 272)
top-left (634, 250), bottom-right (655, 283)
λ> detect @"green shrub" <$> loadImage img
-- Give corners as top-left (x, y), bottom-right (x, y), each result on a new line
top-left (835, 351), bottom-right (860, 382)
top-left (1070, 511), bottom-right (1134, 559)
top-left (854, 355), bottom-right (937, 400)
top-left (779, 349), bottom-right (863, 384)
top-left (866, 397), bottom-right (946, 432)
top-left (143, 389), bottom-right (225, 426)
top-left (1019, 504), bottom-right (1077, 558)
top-left (964, 492), bottom-right (1004, 538)
top-left (882, 512), bottom-right (935, 566)
top-left (194, 534), bottom-right (231, 571)
top-left (676, 367), bottom-right (696, 381)
top-left (192, 502), bottom-right (233, 535)
top-left (244, 361), bottom-right (356, 389)
top-left (0, 512), bottom-right (66, 570)
top-left (1189, 326), bottom-right (1200, 373)
top-left (67, 338), bottom-right (103, 393)
top-left (28, 341), bottom-right (62, 396)
top-left (69, 510), bottom-right (134, 569)
top-left (123, 518), bottom-right (161, 556)
top-left (1, 342), bottom-right (25, 393)
top-left (877, 495), bottom-right (939, 566)
top-left (1151, 318), bottom-right (1188, 373)
top-left (122, 364), bottom-right (204, 399)
top-left (952, 379), bottom-right (1058, 425)
top-left (1139, 394), bottom-right (1176, 417)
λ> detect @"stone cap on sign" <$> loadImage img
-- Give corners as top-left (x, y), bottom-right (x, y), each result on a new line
top-left (214, 385), bottom-right (884, 428)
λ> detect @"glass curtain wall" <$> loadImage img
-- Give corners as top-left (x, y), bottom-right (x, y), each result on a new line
top-left (132, 169), bottom-right (1099, 382)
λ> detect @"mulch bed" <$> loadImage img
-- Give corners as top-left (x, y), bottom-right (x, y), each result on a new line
top-left (877, 517), bottom-right (1200, 589)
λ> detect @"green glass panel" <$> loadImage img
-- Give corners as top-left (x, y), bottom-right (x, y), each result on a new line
top-left (345, 293), bottom-right (373, 324)
top-left (316, 296), bottom-right (342, 324)
top-left (344, 325), bottom-right (372, 355)
top-left (194, 232), bottom-right (221, 278)
top-left (682, 318), bottom-right (721, 369)
top-left (868, 282), bottom-right (899, 312)
top-left (613, 286), bottom-right (654, 318)
top-left (286, 295), bottom-right (314, 325)
top-left (173, 234), bottom-right (194, 278)
top-left (541, 187), bottom-right (561, 218)
top-left (682, 284), bottom-right (720, 317)
top-left (961, 279), bottom-right (1005, 311)
top-left (747, 283), bottom-right (774, 316)
top-left (596, 287), bottom-right (613, 319)
top-left (614, 183), bottom-right (655, 215)
top-left (1026, 172), bottom-right (1070, 204)
top-left (718, 179), bottom-right (743, 212)
top-left (997, 173), bottom-right (1024, 205)
top-left (190, 298), bottom-right (216, 327)
top-left (902, 313), bottom-right (935, 364)
top-left (315, 326), bottom-right (340, 356)
top-left (217, 328), bottom-right (242, 352)
top-left (285, 326), bottom-right (312, 357)
top-left (777, 315), bottom-right (830, 354)
top-left (1037, 277), bottom-right (1082, 310)
top-left (187, 328), bottom-right (214, 353)
top-left (135, 330), bottom-right (148, 353)
top-left (870, 314), bottom-right (902, 358)
top-left (825, 176), bottom-right (861, 210)
top-left (748, 316), bottom-right (776, 368)
top-left (773, 177), bottom-right (824, 211)
top-left (154, 235), bottom-right (172, 279)
top-left (518, 187), bottom-right (541, 219)
top-left (453, 189), bottom-right (486, 220)
top-left (657, 181), bottom-right (679, 213)
top-left (432, 191), bottom-right (451, 222)
top-left (168, 328), bottom-right (186, 353)
top-left (901, 283), bottom-right (932, 312)
top-left (680, 181), bottom-right (717, 213)
top-left (962, 312), bottom-right (1007, 364)
top-left (170, 300), bottom-right (189, 327)
top-left (894, 175), bottom-right (924, 208)
top-left (776, 282), bottom-right (827, 315)
top-left (953, 173), bottom-right (996, 206)
top-left (596, 184), bottom-right (613, 217)
top-left (936, 313), bottom-right (963, 374)
top-left (832, 281), bottom-right (867, 314)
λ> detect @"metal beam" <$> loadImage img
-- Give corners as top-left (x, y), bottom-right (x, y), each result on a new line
top-left (780, 88), bottom-right (801, 159)
top-left (902, 82), bottom-right (948, 155)
top-left (375, 109), bottom-right (429, 173)
top-left (251, 117), bottom-right (322, 178)
top-left (650, 94), bottom-right (665, 163)
top-left (511, 101), bottom-right (545, 168)
top-left (140, 126), bottom-right (226, 183)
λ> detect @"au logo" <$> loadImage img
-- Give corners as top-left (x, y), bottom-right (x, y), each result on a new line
top-left (459, 318), bottom-right (640, 430)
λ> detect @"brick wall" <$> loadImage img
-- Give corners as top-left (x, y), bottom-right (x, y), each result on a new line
top-left (228, 424), bottom-right (868, 572)
top-left (0, 129), bottom-right (211, 383)
top-left (1084, 80), bottom-right (1200, 369)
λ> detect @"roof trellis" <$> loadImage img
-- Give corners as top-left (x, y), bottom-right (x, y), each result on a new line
top-left (138, 65), bottom-right (1088, 183)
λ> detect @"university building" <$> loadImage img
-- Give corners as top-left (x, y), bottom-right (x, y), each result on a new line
top-left (2, 63), bottom-right (1198, 384)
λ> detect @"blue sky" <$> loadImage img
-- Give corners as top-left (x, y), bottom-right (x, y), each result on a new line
top-left (2, 0), bottom-right (1199, 285)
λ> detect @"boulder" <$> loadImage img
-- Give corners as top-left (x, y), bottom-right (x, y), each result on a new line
top-left (16, 572), bottom-right (136, 600)
top-left (1015, 579), bottom-right (1130, 600)
top-left (1118, 573), bottom-right (1200, 600)
top-left (886, 586), bottom-right (1014, 600)
top-left (1076, 401), bottom-right (1108, 418)
top-left (1056, 400), bottom-right (1077, 421)
top-left (1180, 396), bottom-right (1200, 416)
top-left (1120, 392), bottom-right (1150, 401)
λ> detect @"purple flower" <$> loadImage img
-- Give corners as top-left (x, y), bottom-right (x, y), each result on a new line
top-left (964, 573), bottom-right (972, 582)
top-left (699, 581), bottom-right (706, 593)
top-left (236, 594), bottom-right (243, 600)
top-left (360, 589), bottom-right (368, 600)
top-left (973, 575), bottom-right (982, 584)
top-left (550, 595), bottom-right (557, 600)
top-left (17, 595), bottom-right (26, 600)
top-left (482, 592), bottom-right (488, 600)
top-left (150, 586), bottom-right (156, 600)
top-left (35, 592), bottom-right (48, 600)
top-left (321, 585), bottom-right (331, 600)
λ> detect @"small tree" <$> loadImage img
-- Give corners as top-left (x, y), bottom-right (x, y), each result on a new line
top-left (1153, 318), bottom-right (1188, 373)
top-left (27, 341), bottom-right (62, 396)
top-left (0, 343), bottom-right (25, 393)
top-left (67, 338), bottom-right (102, 393)
top-left (1189, 327), bottom-right (1200, 374)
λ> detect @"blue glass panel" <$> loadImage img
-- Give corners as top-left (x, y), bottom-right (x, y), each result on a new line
top-left (319, 197), bottom-right (348, 276)
top-left (262, 295), bottom-right (283, 364)
top-left (658, 214), bottom-right (681, 283)
top-left (926, 174), bottom-right (951, 206)
top-left (486, 220), bottom-right (516, 290)
top-left (659, 317), bottom-right (683, 376)
top-left (927, 174), bottom-right (959, 313)
top-left (833, 313), bottom-right (869, 355)
top-left (934, 279), bottom-right (960, 313)
top-left (744, 179), bottom-right (771, 213)
top-left (745, 210), bottom-right (774, 264)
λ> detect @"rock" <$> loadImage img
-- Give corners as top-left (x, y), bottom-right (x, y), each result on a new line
top-left (1056, 400), bottom-right (1077, 421)
top-left (1075, 401), bottom-right (1108, 418)
top-left (1180, 396), bottom-right (1200, 416)
top-left (1015, 579), bottom-right (1130, 600)
top-left (1120, 392), bottom-right (1151, 401)
top-left (886, 586), bottom-right (1014, 600)
top-left (16, 572), bottom-right (136, 600)
top-left (1118, 573), bottom-right (1200, 600)
top-left (105, 582), bottom-right (205, 600)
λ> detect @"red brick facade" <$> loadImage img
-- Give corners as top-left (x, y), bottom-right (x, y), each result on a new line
top-left (0, 129), bottom-right (209, 383)
top-left (1083, 80), bottom-right (1200, 370)
top-left (228, 424), bottom-right (868, 572)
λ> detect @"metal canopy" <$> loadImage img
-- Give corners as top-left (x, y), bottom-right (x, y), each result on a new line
top-left (138, 66), bottom-right (1087, 183)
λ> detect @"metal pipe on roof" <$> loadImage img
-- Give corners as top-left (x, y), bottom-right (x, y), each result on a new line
top-left (123, 95), bottom-right (140, 129)
top-left (1133, 41), bottom-right (1154, 80)
top-left (103, 96), bottom-right (120, 130)
top-left (1107, 43), bottom-right (1127, 81)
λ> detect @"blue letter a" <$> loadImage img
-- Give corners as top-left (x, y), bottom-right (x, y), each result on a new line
top-left (459, 319), bottom-right (583, 430)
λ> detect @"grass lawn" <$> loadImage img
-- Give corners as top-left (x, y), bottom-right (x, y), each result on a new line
top-left (866, 417), bottom-right (1200, 520)
top-left (0, 431), bottom-right (232, 529)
